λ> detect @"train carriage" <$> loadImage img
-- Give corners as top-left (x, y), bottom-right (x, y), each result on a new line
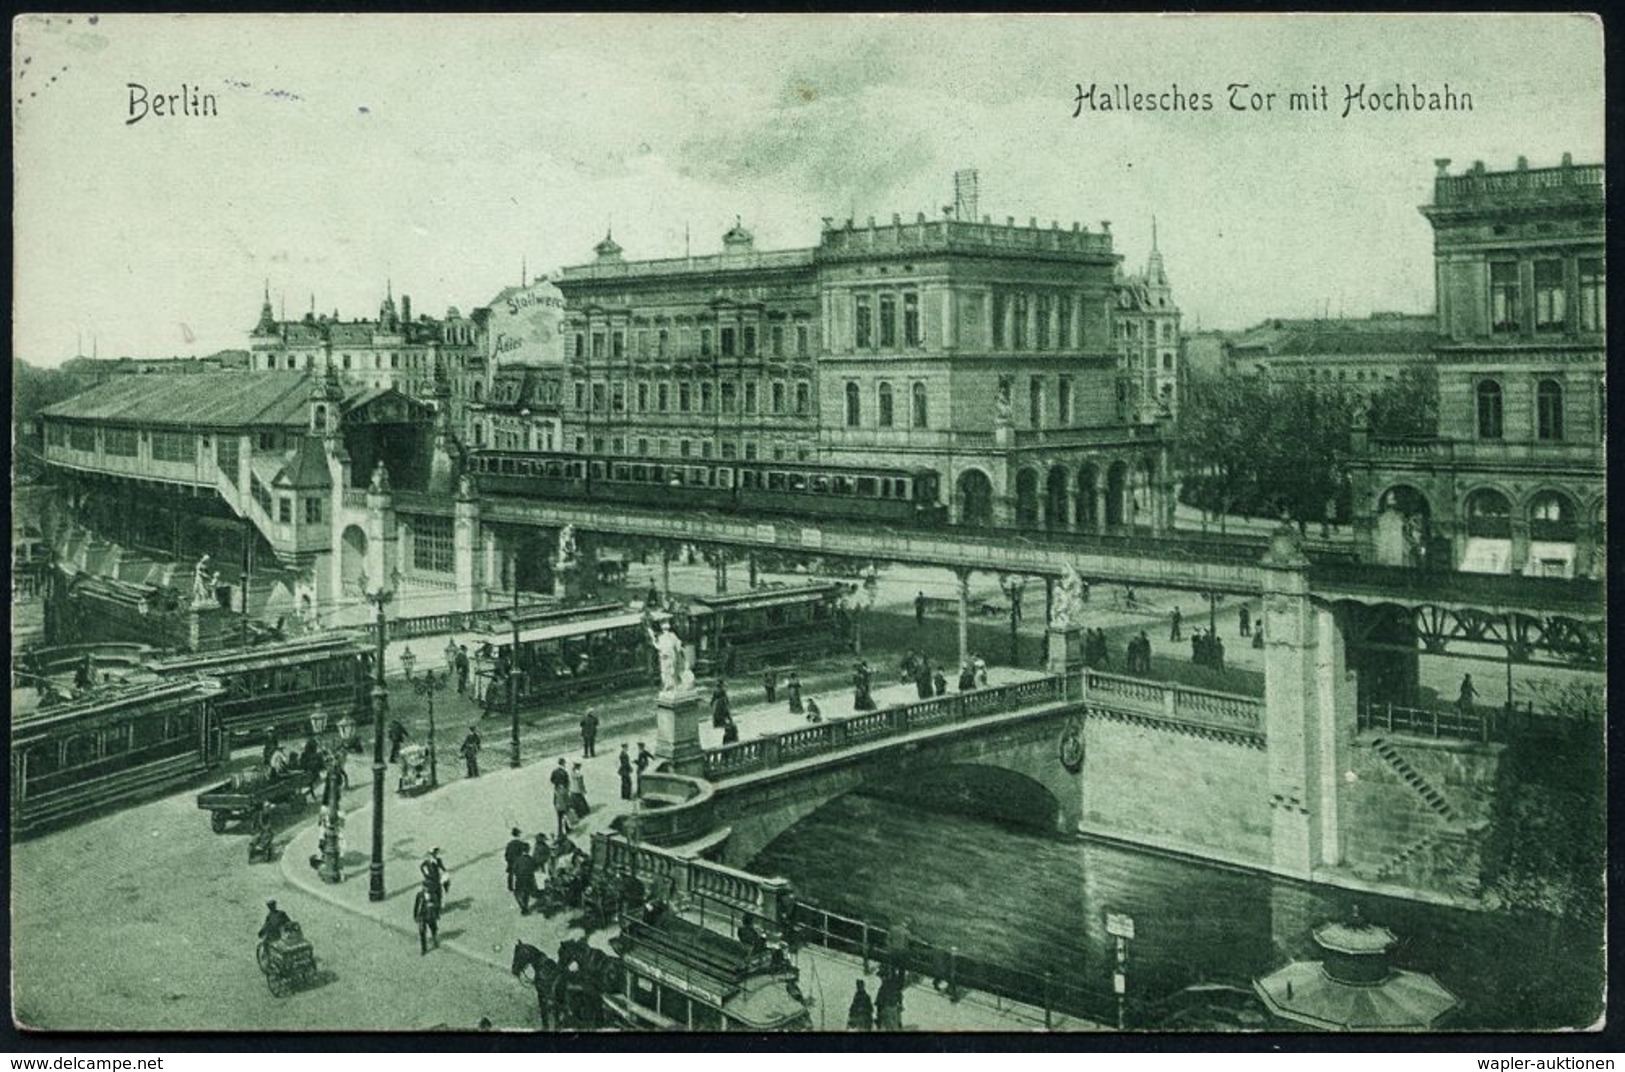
top-left (685, 583), bottom-right (850, 677)
top-left (11, 676), bottom-right (226, 834)
top-left (147, 633), bottom-right (372, 745)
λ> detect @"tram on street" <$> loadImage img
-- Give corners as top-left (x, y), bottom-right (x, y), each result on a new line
top-left (474, 608), bottom-right (671, 707)
top-left (605, 914), bottom-right (812, 1032)
top-left (10, 676), bottom-right (226, 834)
top-left (147, 633), bottom-right (372, 744)
top-left (684, 583), bottom-right (850, 677)
top-left (469, 449), bottom-right (947, 526)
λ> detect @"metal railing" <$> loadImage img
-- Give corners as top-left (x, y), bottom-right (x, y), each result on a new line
top-left (1359, 699), bottom-right (1599, 744)
top-left (382, 600), bottom-right (559, 642)
top-left (790, 900), bottom-right (1130, 1029)
top-left (700, 675), bottom-right (1067, 780)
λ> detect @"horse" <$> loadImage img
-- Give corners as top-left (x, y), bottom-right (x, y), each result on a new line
top-left (555, 938), bottom-right (620, 1029)
top-left (511, 940), bottom-right (564, 1029)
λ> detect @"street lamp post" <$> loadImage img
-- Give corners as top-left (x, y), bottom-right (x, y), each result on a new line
top-left (413, 669), bottom-right (446, 789)
top-left (510, 576), bottom-right (522, 769)
top-left (310, 704), bottom-right (342, 884)
top-left (363, 580), bottom-right (392, 903)
top-left (1000, 574), bottom-right (1026, 667)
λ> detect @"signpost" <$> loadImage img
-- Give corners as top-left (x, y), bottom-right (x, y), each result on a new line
top-left (1105, 911), bottom-right (1135, 1029)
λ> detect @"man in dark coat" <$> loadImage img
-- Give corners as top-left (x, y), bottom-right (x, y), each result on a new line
top-left (579, 708), bottom-right (599, 758)
top-left (387, 720), bottom-right (409, 764)
top-left (914, 658), bottom-right (933, 700)
top-left (762, 668), bottom-right (777, 704)
top-left (460, 726), bottom-right (482, 778)
top-left (455, 645), bottom-right (471, 696)
top-left (1239, 604), bottom-right (1251, 637)
top-left (617, 744), bottom-right (634, 800)
top-left (1170, 605), bottom-right (1182, 641)
top-left (258, 900), bottom-right (292, 946)
top-left (504, 827), bottom-right (528, 892)
top-left (511, 847), bottom-right (539, 916)
top-left (847, 980), bottom-right (874, 1031)
top-left (710, 680), bottom-right (732, 728)
top-left (915, 591), bottom-right (927, 626)
top-left (634, 742), bottom-right (653, 796)
top-left (786, 672), bottom-right (803, 715)
top-left (413, 881), bottom-right (440, 953)
top-left (933, 666), bottom-right (948, 696)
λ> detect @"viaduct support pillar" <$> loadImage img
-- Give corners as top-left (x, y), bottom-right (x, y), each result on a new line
top-left (364, 465), bottom-right (398, 615)
top-left (954, 567), bottom-right (973, 669)
top-left (1260, 524), bottom-right (1352, 880)
top-left (453, 479), bottom-right (483, 614)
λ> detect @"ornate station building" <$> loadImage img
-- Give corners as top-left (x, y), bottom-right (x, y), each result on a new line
top-left (1350, 155), bottom-right (1605, 578)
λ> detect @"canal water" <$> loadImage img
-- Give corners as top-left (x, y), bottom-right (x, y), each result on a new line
top-left (752, 792), bottom-right (1603, 1030)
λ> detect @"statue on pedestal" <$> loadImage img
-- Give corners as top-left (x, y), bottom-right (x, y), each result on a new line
top-left (648, 619), bottom-right (692, 694)
top-left (1050, 564), bottom-right (1085, 630)
top-left (556, 524), bottom-right (578, 570)
top-left (192, 555), bottom-right (217, 607)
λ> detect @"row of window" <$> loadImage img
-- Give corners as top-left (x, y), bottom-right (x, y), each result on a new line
top-left (572, 379), bottom-right (813, 418)
top-left (569, 436), bottom-right (812, 463)
top-left (990, 289), bottom-right (1079, 351)
top-left (1488, 257), bottom-right (1604, 334)
top-left (843, 381), bottom-right (931, 429)
top-left (412, 516), bottom-right (454, 574)
top-left (1474, 377), bottom-right (1598, 441)
top-left (275, 496), bottom-right (324, 525)
top-left (1118, 319), bottom-right (1178, 343)
top-left (572, 322), bottom-right (813, 362)
top-left (852, 290), bottom-right (922, 349)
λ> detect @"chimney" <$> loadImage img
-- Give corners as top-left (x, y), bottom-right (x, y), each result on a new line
top-left (1433, 158), bottom-right (1451, 176)
top-left (401, 294), bottom-right (411, 322)
top-left (1562, 152), bottom-right (1573, 167)
top-left (1516, 156), bottom-right (1528, 171)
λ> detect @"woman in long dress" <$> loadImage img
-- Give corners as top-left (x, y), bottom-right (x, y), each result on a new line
top-left (786, 671), bottom-right (803, 714)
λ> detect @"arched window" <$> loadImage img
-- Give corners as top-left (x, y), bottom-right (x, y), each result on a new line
top-left (877, 382), bottom-right (894, 428)
top-left (1476, 379), bottom-right (1503, 439)
top-left (844, 382), bottom-right (860, 427)
top-left (1536, 379), bottom-right (1564, 440)
top-left (911, 382), bottom-right (928, 429)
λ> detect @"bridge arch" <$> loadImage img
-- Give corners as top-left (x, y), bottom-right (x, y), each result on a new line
top-left (956, 468), bottom-right (995, 527)
top-left (1462, 486), bottom-right (1514, 538)
top-left (1373, 484), bottom-right (1432, 568)
top-left (1104, 461), bottom-right (1128, 527)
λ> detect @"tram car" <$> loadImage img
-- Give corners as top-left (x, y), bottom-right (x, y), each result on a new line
top-left (10, 676), bottom-right (226, 834)
top-left (605, 914), bottom-right (812, 1032)
top-left (685, 583), bottom-right (850, 677)
top-left (147, 633), bottom-right (372, 745)
top-left (473, 608), bottom-right (670, 708)
top-left (468, 450), bottom-right (947, 526)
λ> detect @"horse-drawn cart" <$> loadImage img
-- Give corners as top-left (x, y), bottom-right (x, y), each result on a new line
top-left (198, 768), bottom-right (310, 833)
top-left (257, 924), bottom-right (317, 997)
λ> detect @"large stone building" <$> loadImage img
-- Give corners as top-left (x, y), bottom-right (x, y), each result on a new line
top-left (554, 190), bottom-right (1178, 533)
top-left (248, 284), bottom-right (486, 435)
top-left (1350, 155), bottom-right (1605, 578)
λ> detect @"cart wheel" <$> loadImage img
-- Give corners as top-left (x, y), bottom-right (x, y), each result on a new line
top-left (211, 811), bottom-right (228, 834)
top-left (267, 971), bottom-right (287, 997)
top-left (256, 943), bottom-right (271, 974)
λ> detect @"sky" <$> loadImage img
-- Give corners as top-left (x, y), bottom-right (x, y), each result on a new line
top-left (11, 13), bottom-right (1606, 366)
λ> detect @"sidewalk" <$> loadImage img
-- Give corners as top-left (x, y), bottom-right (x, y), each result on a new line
top-left (279, 671), bottom-right (1089, 1031)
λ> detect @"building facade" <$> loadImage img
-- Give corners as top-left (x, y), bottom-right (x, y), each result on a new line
top-left (553, 198), bottom-right (1178, 533)
top-left (1350, 155), bottom-right (1605, 578)
top-left (1113, 225), bottom-right (1182, 421)
top-left (1223, 314), bottom-right (1439, 394)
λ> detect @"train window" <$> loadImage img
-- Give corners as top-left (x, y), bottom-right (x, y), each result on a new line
top-left (898, 478), bottom-right (912, 499)
top-left (590, 462), bottom-right (606, 480)
top-left (767, 472), bottom-right (786, 491)
top-left (879, 478), bottom-right (893, 498)
top-left (690, 467), bottom-right (708, 486)
top-left (631, 465), bottom-right (647, 482)
top-left (64, 734), bottom-right (97, 768)
top-left (545, 462), bottom-right (562, 479)
top-left (717, 468), bottom-right (733, 489)
top-left (131, 713), bottom-right (167, 749)
top-left (612, 465), bottom-right (629, 481)
top-left (741, 470), bottom-right (759, 489)
top-left (26, 743), bottom-right (62, 780)
top-left (857, 476), bottom-right (877, 496)
top-left (789, 474), bottom-right (808, 492)
top-left (833, 476), bottom-right (852, 495)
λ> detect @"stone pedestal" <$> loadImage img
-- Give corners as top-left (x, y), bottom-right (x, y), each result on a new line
top-left (1047, 624), bottom-right (1085, 699)
top-left (656, 687), bottom-right (704, 775)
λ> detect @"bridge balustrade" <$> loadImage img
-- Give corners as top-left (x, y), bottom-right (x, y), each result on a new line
top-left (1082, 669), bottom-right (1265, 743)
top-left (592, 832), bottom-right (794, 926)
top-left (699, 676), bottom-right (1068, 781)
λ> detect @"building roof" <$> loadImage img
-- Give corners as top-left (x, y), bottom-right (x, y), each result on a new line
top-left (1227, 315), bottom-right (1440, 357)
top-left (41, 371), bottom-right (317, 428)
top-left (272, 437), bottom-right (332, 489)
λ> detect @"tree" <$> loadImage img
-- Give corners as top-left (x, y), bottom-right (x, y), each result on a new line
top-left (1174, 372), bottom-right (1358, 530)
top-left (1365, 364), bottom-right (1440, 439)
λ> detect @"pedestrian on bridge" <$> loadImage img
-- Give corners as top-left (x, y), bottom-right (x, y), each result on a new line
top-left (1457, 674), bottom-right (1477, 721)
top-left (511, 847), bottom-right (538, 916)
top-left (933, 666), bottom-right (948, 697)
top-left (387, 720), bottom-right (409, 764)
top-left (847, 980), bottom-right (874, 1031)
top-left (413, 880), bottom-right (441, 954)
top-left (568, 762), bottom-right (589, 818)
top-left (618, 744), bottom-right (634, 800)
top-left (1170, 606), bottom-right (1182, 642)
top-left (1253, 620), bottom-right (1265, 650)
top-left (786, 671), bottom-right (804, 715)
top-left (1239, 604), bottom-right (1251, 637)
top-left (635, 742), bottom-right (653, 796)
top-left (915, 591), bottom-right (927, 626)
top-left (455, 646), bottom-right (471, 697)
top-left (762, 668), bottom-right (778, 704)
top-left (444, 638), bottom-right (459, 679)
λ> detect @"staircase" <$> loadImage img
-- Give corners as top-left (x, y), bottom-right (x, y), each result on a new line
top-left (1369, 736), bottom-right (1457, 821)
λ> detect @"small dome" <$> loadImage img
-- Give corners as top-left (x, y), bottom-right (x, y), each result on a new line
top-left (594, 231), bottom-right (623, 258)
top-left (723, 216), bottom-right (754, 251)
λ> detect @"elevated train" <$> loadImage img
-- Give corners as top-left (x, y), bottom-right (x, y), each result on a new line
top-left (469, 450), bottom-right (946, 525)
